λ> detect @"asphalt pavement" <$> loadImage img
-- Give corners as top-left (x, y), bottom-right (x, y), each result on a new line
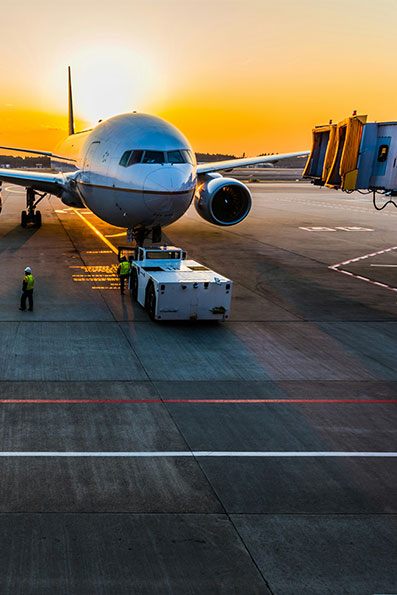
top-left (0, 181), bottom-right (396, 594)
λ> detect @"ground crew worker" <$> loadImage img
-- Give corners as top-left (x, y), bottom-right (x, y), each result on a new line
top-left (19, 266), bottom-right (35, 311)
top-left (117, 256), bottom-right (131, 294)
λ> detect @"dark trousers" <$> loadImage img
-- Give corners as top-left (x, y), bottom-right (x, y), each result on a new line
top-left (21, 290), bottom-right (33, 311)
top-left (120, 275), bottom-right (129, 293)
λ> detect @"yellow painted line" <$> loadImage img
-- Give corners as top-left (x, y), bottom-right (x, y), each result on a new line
top-left (71, 208), bottom-right (119, 255)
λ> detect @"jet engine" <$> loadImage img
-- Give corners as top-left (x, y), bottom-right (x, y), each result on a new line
top-left (60, 179), bottom-right (84, 208)
top-left (61, 190), bottom-right (84, 208)
top-left (194, 174), bottom-right (252, 226)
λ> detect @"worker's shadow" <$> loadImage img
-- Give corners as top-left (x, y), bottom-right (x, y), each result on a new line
top-left (0, 224), bottom-right (40, 255)
top-left (120, 289), bottom-right (142, 322)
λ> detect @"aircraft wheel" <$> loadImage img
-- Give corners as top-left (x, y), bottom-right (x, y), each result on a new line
top-left (131, 268), bottom-right (138, 300)
top-left (145, 283), bottom-right (156, 321)
top-left (21, 211), bottom-right (27, 228)
top-left (35, 211), bottom-right (42, 228)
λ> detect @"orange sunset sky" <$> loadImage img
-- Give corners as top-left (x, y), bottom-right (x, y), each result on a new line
top-left (0, 0), bottom-right (396, 156)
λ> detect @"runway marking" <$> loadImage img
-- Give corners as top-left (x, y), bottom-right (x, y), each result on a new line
top-left (4, 186), bottom-right (24, 193)
top-left (69, 264), bottom-right (119, 290)
top-left (0, 451), bottom-right (395, 457)
top-left (329, 245), bottom-right (397, 293)
top-left (300, 226), bottom-right (373, 232)
top-left (72, 208), bottom-right (118, 255)
top-left (85, 250), bottom-right (113, 254)
top-left (0, 399), bottom-right (395, 404)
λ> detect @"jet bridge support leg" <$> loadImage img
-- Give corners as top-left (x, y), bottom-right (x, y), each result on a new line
top-left (21, 188), bottom-right (46, 228)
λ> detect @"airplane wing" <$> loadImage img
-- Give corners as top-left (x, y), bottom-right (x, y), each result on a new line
top-left (0, 145), bottom-right (76, 162)
top-left (197, 150), bottom-right (309, 174)
top-left (0, 168), bottom-right (66, 195)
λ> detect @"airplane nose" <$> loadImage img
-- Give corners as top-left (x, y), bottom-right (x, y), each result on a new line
top-left (144, 167), bottom-right (190, 193)
top-left (143, 167), bottom-right (194, 215)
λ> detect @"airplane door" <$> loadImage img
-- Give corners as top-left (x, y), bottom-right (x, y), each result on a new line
top-left (82, 141), bottom-right (100, 184)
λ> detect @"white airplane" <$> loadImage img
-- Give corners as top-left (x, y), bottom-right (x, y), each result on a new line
top-left (0, 68), bottom-right (308, 244)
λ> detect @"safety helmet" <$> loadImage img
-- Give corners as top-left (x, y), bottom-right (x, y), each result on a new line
top-left (25, 267), bottom-right (31, 273)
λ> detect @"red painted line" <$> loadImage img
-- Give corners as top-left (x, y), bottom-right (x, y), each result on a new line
top-left (329, 244), bottom-right (397, 292)
top-left (331, 245), bottom-right (397, 269)
top-left (331, 267), bottom-right (397, 292)
top-left (0, 399), bottom-right (396, 404)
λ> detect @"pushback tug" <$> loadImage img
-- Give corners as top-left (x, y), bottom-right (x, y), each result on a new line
top-left (119, 245), bottom-right (232, 321)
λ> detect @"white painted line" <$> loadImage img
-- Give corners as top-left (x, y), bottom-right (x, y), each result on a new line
top-left (4, 186), bottom-right (24, 193)
top-left (0, 452), bottom-right (396, 457)
top-left (370, 264), bottom-right (397, 267)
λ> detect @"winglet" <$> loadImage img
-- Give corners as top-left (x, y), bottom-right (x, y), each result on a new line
top-left (68, 66), bottom-right (75, 136)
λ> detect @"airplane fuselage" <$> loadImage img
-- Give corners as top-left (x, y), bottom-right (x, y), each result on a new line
top-left (53, 113), bottom-right (197, 228)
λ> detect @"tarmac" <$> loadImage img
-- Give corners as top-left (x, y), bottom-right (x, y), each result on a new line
top-left (0, 180), bottom-right (396, 594)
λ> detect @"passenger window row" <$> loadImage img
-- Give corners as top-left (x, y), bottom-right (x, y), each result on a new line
top-left (119, 149), bottom-right (196, 167)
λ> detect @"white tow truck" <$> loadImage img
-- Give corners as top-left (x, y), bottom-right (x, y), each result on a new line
top-left (122, 245), bottom-right (232, 321)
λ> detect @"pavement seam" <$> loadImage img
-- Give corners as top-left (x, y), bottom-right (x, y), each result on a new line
top-left (158, 401), bottom-right (276, 592)
top-left (229, 514), bottom-right (276, 594)
top-left (156, 401), bottom-right (276, 591)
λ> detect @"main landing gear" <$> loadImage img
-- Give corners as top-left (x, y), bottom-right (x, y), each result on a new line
top-left (21, 188), bottom-right (47, 228)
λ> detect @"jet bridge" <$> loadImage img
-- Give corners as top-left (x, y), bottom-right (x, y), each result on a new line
top-left (303, 114), bottom-right (397, 199)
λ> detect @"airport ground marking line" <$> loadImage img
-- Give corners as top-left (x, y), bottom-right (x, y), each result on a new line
top-left (71, 208), bottom-right (119, 255)
top-left (0, 399), bottom-right (396, 404)
top-left (329, 245), bottom-right (397, 293)
top-left (0, 451), bottom-right (396, 457)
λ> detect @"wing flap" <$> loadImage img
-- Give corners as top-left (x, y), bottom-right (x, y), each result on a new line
top-left (197, 151), bottom-right (309, 174)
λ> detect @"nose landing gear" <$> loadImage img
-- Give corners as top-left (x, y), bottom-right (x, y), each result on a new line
top-left (126, 225), bottom-right (162, 246)
top-left (21, 188), bottom-right (47, 228)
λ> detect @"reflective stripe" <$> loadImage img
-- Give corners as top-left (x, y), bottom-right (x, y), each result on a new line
top-left (24, 274), bottom-right (34, 290)
top-left (120, 262), bottom-right (130, 275)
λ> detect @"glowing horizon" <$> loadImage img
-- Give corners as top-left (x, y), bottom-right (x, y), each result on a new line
top-left (0, 0), bottom-right (396, 156)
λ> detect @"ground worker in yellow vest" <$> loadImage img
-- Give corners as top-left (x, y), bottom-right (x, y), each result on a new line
top-left (117, 256), bottom-right (131, 294)
top-left (19, 266), bottom-right (35, 311)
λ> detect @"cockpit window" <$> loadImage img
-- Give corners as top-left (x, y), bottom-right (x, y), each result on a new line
top-left (167, 150), bottom-right (185, 164)
top-left (127, 150), bottom-right (144, 166)
top-left (120, 149), bottom-right (195, 166)
top-left (120, 150), bottom-right (144, 167)
top-left (142, 150), bottom-right (164, 164)
top-left (119, 151), bottom-right (131, 166)
top-left (181, 149), bottom-right (196, 165)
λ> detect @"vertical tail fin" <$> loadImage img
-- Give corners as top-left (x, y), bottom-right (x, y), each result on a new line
top-left (68, 66), bottom-right (75, 136)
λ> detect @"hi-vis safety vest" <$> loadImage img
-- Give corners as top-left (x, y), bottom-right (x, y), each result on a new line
top-left (120, 261), bottom-right (131, 276)
top-left (24, 274), bottom-right (35, 290)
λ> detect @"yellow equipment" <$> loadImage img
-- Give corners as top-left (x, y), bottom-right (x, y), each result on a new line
top-left (303, 114), bottom-right (367, 191)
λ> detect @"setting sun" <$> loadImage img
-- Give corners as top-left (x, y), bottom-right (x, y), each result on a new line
top-left (0, 0), bottom-right (395, 155)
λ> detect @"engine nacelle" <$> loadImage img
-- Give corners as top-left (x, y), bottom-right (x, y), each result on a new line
top-left (61, 191), bottom-right (84, 208)
top-left (60, 180), bottom-right (85, 208)
top-left (194, 175), bottom-right (252, 226)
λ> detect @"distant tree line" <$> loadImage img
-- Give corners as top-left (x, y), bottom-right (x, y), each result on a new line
top-left (195, 153), bottom-right (237, 162)
top-left (0, 155), bottom-right (50, 168)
